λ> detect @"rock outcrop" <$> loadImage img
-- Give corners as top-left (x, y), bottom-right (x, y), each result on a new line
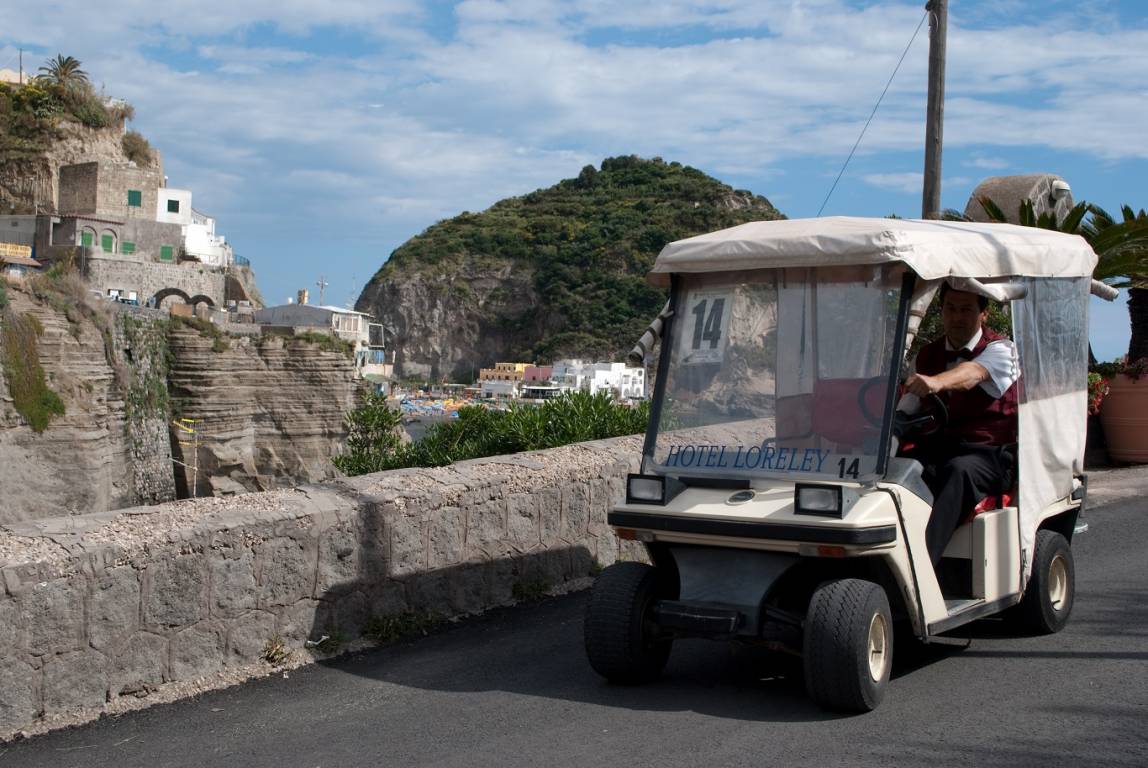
top-left (166, 327), bottom-right (363, 497)
top-left (356, 156), bottom-right (783, 381)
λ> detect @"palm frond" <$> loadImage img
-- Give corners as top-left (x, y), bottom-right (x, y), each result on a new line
top-left (977, 196), bottom-right (1008, 223)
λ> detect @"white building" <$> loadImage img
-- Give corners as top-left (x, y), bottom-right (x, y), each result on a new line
top-left (551, 359), bottom-right (646, 399)
top-left (183, 208), bottom-right (234, 267)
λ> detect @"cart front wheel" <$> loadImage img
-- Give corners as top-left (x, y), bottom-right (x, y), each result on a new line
top-left (803, 578), bottom-right (893, 712)
top-left (584, 562), bottom-right (672, 684)
top-left (1017, 529), bottom-right (1075, 634)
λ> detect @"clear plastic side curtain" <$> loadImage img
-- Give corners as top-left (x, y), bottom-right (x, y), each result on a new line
top-left (1011, 276), bottom-right (1090, 571)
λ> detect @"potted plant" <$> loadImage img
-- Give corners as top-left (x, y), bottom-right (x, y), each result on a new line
top-left (1095, 357), bottom-right (1148, 463)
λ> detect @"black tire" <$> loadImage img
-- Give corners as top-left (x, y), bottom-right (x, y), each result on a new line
top-left (1017, 529), bottom-right (1074, 634)
top-left (803, 579), bottom-right (893, 712)
top-left (584, 562), bottom-right (672, 684)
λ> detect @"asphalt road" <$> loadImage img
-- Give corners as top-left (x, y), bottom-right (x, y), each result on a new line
top-left (4, 469), bottom-right (1147, 768)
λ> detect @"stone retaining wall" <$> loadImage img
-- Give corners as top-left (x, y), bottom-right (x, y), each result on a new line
top-left (0, 436), bottom-right (644, 738)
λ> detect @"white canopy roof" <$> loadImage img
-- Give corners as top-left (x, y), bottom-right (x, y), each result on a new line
top-left (650, 216), bottom-right (1098, 286)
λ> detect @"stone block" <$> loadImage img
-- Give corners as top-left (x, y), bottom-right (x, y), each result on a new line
top-left (170, 622), bottom-right (225, 681)
top-left (365, 580), bottom-right (409, 619)
top-left (589, 479), bottom-right (611, 525)
top-left (89, 567), bottom-right (141, 652)
top-left (446, 565), bottom-right (487, 616)
top-left (42, 649), bottom-right (108, 714)
top-left (562, 483), bottom-right (591, 540)
top-left (143, 555), bottom-right (207, 629)
top-left (390, 513), bottom-right (426, 577)
top-left (428, 506), bottom-right (465, 569)
top-left (333, 590), bottom-right (370, 638)
top-left (316, 523), bottom-right (362, 595)
top-left (19, 578), bottom-right (85, 656)
top-left (537, 487), bottom-right (563, 544)
top-left (464, 502), bottom-right (507, 559)
top-left (404, 572), bottom-right (451, 617)
top-left (109, 633), bottom-right (167, 697)
top-left (570, 544), bottom-right (597, 579)
top-left (507, 493), bottom-right (540, 550)
top-left (210, 549), bottom-right (257, 618)
top-left (0, 596), bottom-right (26, 651)
top-left (226, 611), bottom-right (277, 665)
top-left (276, 599), bottom-right (328, 644)
top-left (258, 537), bottom-right (315, 608)
top-left (0, 657), bottom-right (38, 736)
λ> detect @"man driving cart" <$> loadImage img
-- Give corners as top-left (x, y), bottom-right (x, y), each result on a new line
top-left (898, 284), bottom-right (1020, 571)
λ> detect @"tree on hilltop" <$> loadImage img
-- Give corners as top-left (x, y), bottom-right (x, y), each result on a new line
top-left (37, 55), bottom-right (89, 90)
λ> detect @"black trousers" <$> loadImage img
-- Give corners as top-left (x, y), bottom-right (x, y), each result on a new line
top-left (903, 441), bottom-right (1017, 566)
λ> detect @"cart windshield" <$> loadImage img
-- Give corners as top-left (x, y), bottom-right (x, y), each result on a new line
top-left (648, 264), bottom-right (909, 483)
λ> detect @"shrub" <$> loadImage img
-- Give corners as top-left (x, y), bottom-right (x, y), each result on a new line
top-left (0, 280), bottom-right (7, 310)
top-left (1, 309), bottom-right (66, 432)
top-left (122, 129), bottom-right (152, 166)
top-left (335, 389), bottom-right (649, 475)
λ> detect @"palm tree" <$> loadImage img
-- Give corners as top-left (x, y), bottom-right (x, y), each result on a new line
top-left (973, 197), bottom-right (1148, 362)
top-left (37, 55), bottom-right (88, 90)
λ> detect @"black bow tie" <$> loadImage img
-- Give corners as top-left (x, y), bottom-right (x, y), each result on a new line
top-left (945, 348), bottom-right (976, 363)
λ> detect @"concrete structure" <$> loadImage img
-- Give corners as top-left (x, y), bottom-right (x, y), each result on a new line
top-left (480, 379), bottom-right (519, 400)
top-left (0, 436), bottom-right (644, 738)
top-left (963, 173), bottom-right (1075, 224)
top-left (0, 248), bottom-right (40, 279)
top-left (0, 67), bottom-right (25, 85)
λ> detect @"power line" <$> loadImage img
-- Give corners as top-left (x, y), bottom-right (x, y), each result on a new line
top-left (816, 10), bottom-right (929, 217)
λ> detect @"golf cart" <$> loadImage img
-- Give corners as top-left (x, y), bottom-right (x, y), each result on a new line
top-left (584, 217), bottom-right (1114, 712)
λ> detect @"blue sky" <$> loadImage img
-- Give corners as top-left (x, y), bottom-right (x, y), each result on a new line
top-left (4, 0), bottom-right (1146, 360)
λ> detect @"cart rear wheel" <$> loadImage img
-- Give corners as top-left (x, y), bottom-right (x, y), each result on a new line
top-left (803, 579), bottom-right (893, 712)
top-left (584, 562), bottom-right (672, 684)
top-left (1017, 530), bottom-right (1074, 634)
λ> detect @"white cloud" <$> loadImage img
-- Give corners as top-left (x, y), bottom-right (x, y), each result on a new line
top-left (862, 172), bottom-right (923, 195)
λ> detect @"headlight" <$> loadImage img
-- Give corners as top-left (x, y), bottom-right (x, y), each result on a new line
top-left (794, 483), bottom-right (859, 517)
top-left (626, 474), bottom-right (684, 505)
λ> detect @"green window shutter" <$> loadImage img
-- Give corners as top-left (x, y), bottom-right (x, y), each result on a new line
top-left (127, 190), bottom-right (142, 207)
top-left (81, 231), bottom-right (93, 247)
top-left (160, 245), bottom-right (174, 261)
top-left (101, 234), bottom-right (114, 253)
top-left (167, 199), bottom-right (180, 214)
top-left (121, 241), bottom-right (135, 254)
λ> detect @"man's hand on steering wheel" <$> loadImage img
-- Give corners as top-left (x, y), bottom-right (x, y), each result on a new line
top-left (903, 372), bottom-right (943, 398)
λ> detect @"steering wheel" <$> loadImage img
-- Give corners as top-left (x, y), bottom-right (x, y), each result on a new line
top-left (857, 376), bottom-right (890, 427)
top-left (893, 393), bottom-right (949, 439)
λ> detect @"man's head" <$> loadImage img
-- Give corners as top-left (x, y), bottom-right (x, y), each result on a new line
top-left (940, 285), bottom-right (989, 349)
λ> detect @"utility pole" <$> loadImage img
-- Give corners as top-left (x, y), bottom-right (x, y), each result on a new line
top-left (18, 48), bottom-right (23, 85)
top-left (316, 275), bottom-right (328, 306)
top-left (921, 0), bottom-right (947, 219)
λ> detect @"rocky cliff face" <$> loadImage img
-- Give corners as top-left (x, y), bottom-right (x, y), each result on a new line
top-left (357, 256), bottom-right (540, 381)
top-left (0, 290), bottom-right (155, 521)
top-left (0, 283), bottom-right (364, 523)
top-left (166, 328), bottom-right (363, 497)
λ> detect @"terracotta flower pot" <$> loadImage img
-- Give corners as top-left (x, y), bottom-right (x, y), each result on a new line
top-left (1099, 374), bottom-right (1148, 464)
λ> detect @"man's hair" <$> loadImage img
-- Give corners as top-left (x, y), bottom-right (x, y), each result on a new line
top-left (940, 283), bottom-right (989, 311)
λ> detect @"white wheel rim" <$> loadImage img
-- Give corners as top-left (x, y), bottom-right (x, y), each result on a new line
top-left (867, 613), bottom-right (889, 682)
top-left (1048, 554), bottom-right (1068, 611)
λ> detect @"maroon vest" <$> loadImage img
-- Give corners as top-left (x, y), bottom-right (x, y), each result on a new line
top-left (916, 327), bottom-right (1018, 446)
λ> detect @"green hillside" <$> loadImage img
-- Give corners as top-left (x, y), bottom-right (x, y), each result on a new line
top-left (364, 156), bottom-right (783, 368)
